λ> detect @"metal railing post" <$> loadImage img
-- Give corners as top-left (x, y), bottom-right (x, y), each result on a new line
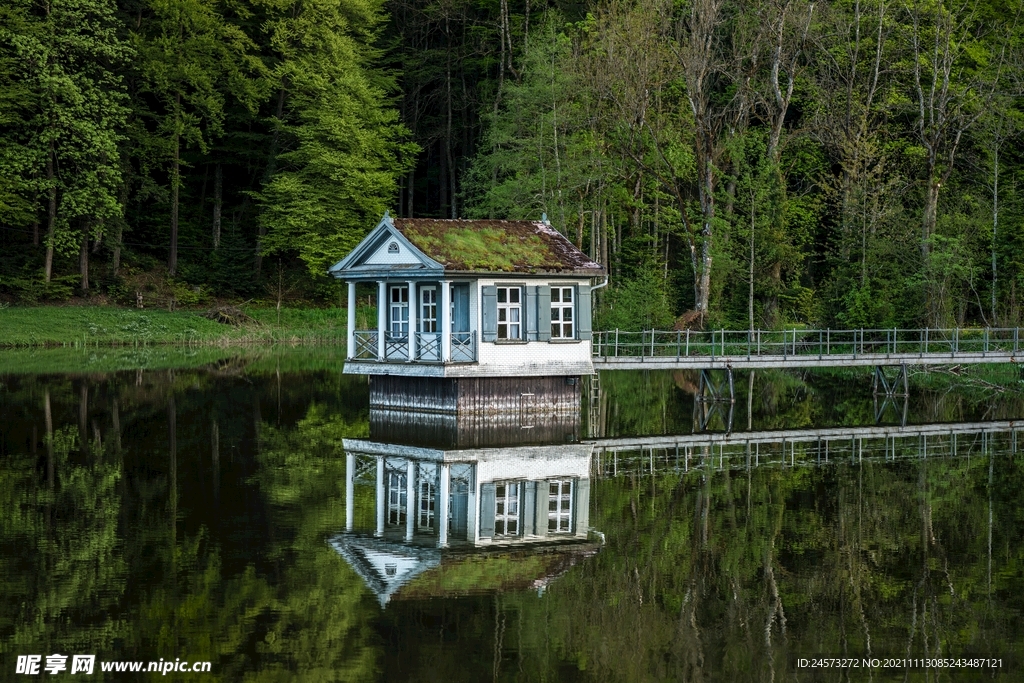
top-left (686, 328), bottom-right (690, 357)
top-left (615, 328), bottom-right (619, 357)
top-left (677, 330), bottom-right (681, 360)
top-left (924, 327), bottom-right (928, 356)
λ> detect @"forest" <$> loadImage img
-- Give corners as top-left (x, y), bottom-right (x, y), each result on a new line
top-left (1, 0), bottom-right (1023, 331)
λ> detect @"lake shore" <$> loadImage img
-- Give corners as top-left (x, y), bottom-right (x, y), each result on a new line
top-left (0, 304), bottom-right (350, 348)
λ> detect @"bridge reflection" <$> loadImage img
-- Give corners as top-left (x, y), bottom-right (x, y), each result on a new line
top-left (588, 420), bottom-right (1022, 477)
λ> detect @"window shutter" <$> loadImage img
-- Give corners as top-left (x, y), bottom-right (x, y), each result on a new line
top-left (538, 286), bottom-right (551, 341)
top-left (574, 478), bottom-right (590, 534)
top-left (525, 286), bottom-right (539, 341)
top-left (479, 483), bottom-right (496, 537)
top-left (534, 481), bottom-right (549, 536)
top-left (577, 284), bottom-right (592, 340)
top-left (481, 286), bottom-right (497, 342)
top-left (522, 481), bottom-right (536, 535)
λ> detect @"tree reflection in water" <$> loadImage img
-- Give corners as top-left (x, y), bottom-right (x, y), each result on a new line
top-left (0, 365), bottom-right (1022, 681)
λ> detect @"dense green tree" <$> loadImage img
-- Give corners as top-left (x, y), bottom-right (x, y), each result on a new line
top-left (254, 0), bottom-right (416, 282)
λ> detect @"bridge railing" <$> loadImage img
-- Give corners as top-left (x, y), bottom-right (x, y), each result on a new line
top-left (592, 327), bottom-right (1024, 359)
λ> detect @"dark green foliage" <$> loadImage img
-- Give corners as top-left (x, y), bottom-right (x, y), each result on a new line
top-left (1, 0), bottom-right (1024, 328)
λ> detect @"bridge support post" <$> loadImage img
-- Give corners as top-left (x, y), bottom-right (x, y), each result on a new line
top-left (872, 364), bottom-right (909, 398)
top-left (694, 368), bottom-right (735, 432)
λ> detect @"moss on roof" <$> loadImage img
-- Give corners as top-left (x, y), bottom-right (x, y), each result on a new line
top-left (392, 218), bottom-right (604, 274)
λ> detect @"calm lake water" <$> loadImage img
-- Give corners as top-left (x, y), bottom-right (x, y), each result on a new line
top-left (2, 355), bottom-right (1024, 682)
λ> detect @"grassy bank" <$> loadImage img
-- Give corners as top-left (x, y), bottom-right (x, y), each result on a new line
top-left (0, 345), bottom-right (352, 374)
top-left (0, 305), bottom-right (353, 348)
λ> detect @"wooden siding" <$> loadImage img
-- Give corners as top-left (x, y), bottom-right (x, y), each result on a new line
top-left (369, 376), bottom-right (581, 419)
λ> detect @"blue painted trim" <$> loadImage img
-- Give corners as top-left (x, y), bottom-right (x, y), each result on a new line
top-left (328, 213), bottom-right (444, 277)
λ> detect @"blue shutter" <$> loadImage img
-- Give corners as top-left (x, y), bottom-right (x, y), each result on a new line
top-left (453, 284), bottom-right (470, 333)
top-left (522, 481), bottom-right (536, 535)
top-left (526, 286), bottom-right (539, 341)
top-left (481, 286), bottom-right (497, 342)
top-left (534, 481), bottom-right (549, 537)
top-left (577, 284), bottom-right (592, 340)
top-left (479, 483), bottom-right (496, 537)
top-left (538, 286), bottom-right (551, 341)
top-left (574, 478), bottom-right (590, 534)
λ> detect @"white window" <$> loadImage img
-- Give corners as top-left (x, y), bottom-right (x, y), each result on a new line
top-left (497, 287), bottom-right (522, 340)
top-left (550, 287), bottom-right (574, 339)
top-left (548, 479), bottom-right (573, 533)
top-left (389, 285), bottom-right (408, 335)
top-left (418, 478), bottom-right (435, 530)
top-left (494, 482), bottom-right (520, 536)
top-left (420, 286), bottom-right (437, 333)
top-left (387, 470), bottom-right (407, 525)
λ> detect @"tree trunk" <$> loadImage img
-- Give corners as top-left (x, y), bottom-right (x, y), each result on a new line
top-left (169, 100), bottom-right (180, 276)
top-left (79, 230), bottom-right (89, 293)
top-left (44, 147), bottom-right (56, 283)
top-left (213, 163), bottom-right (222, 249)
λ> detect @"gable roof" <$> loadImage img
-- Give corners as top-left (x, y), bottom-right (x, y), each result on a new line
top-left (330, 533), bottom-right (600, 606)
top-left (329, 213), bottom-right (605, 278)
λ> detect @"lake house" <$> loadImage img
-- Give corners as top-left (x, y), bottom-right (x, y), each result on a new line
top-left (329, 212), bottom-right (606, 378)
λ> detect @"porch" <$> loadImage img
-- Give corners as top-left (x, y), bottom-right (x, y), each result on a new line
top-left (345, 279), bottom-right (476, 364)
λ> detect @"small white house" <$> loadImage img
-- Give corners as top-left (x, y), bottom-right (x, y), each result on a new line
top-left (329, 212), bottom-right (606, 377)
top-left (334, 437), bottom-right (597, 605)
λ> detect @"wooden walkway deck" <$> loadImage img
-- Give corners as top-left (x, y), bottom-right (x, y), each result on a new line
top-left (592, 327), bottom-right (1023, 370)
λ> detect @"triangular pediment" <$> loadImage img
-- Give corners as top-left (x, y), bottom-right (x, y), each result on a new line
top-left (328, 213), bottom-right (443, 277)
top-left (329, 534), bottom-right (441, 607)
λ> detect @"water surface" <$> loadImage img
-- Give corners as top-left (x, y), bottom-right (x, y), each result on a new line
top-left (2, 359), bottom-right (1023, 681)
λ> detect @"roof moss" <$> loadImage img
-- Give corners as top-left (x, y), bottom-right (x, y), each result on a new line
top-left (392, 218), bottom-right (604, 275)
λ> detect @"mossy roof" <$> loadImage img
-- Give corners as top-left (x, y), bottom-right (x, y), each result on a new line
top-left (394, 542), bottom-right (600, 600)
top-left (392, 219), bottom-right (604, 275)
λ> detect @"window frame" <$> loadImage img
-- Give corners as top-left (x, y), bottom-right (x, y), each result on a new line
top-left (496, 285), bottom-right (524, 341)
top-left (419, 286), bottom-right (437, 333)
top-left (389, 285), bottom-right (409, 335)
top-left (549, 286), bottom-right (576, 340)
top-left (494, 481), bottom-right (521, 537)
top-left (547, 479), bottom-right (574, 533)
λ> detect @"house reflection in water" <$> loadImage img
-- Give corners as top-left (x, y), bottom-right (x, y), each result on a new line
top-left (333, 408), bottom-right (600, 606)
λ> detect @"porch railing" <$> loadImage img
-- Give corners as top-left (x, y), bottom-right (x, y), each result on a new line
top-left (416, 332), bottom-right (441, 361)
top-left (451, 332), bottom-right (476, 363)
top-left (352, 331), bottom-right (378, 360)
top-left (350, 330), bottom-right (476, 363)
top-left (384, 333), bottom-right (409, 361)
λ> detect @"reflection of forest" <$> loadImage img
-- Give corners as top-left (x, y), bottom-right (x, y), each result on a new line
top-left (1, 368), bottom-right (1023, 681)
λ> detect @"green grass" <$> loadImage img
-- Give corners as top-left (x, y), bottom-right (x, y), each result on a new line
top-left (0, 305), bottom-right (356, 348)
top-left (0, 344), bottom-right (352, 374)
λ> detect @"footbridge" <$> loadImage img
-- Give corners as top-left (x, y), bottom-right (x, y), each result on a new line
top-left (592, 327), bottom-right (1024, 370)
top-left (586, 419), bottom-right (1022, 478)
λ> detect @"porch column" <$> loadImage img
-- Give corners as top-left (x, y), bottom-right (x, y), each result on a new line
top-left (407, 280), bottom-right (417, 362)
top-left (437, 463), bottom-right (450, 547)
top-left (405, 459), bottom-right (416, 541)
top-left (440, 280), bottom-right (451, 362)
top-left (345, 452), bottom-right (355, 532)
top-left (375, 456), bottom-right (385, 537)
top-left (346, 281), bottom-right (356, 360)
top-left (376, 280), bottom-right (386, 361)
